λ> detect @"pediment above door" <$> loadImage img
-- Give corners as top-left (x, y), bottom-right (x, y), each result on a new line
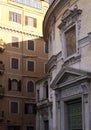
top-left (50, 67), bottom-right (91, 90)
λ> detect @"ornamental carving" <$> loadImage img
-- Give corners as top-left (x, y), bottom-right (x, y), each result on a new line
top-left (58, 5), bottom-right (82, 31)
top-left (61, 85), bottom-right (83, 98)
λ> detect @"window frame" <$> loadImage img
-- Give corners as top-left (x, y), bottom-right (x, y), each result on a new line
top-left (27, 40), bottom-right (35, 51)
top-left (9, 101), bottom-right (19, 114)
top-left (24, 103), bottom-right (36, 115)
top-left (26, 60), bottom-right (35, 72)
top-left (25, 16), bottom-right (37, 28)
top-left (9, 11), bottom-right (21, 24)
top-left (27, 80), bottom-right (35, 93)
top-left (10, 57), bottom-right (20, 70)
top-left (11, 36), bottom-right (20, 48)
top-left (62, 23), bottom-right (79, 61)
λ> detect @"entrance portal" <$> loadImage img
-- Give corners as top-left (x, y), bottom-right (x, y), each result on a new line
top-left (67, 98), bottom-right (82, 130)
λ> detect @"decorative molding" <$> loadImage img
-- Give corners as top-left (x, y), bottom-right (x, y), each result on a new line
top-left (58, 5), bottom-right (82, 31)
top-left (0, 25), bottom-right (40, 37)
top-left (47, 51), bottom-right (62, 72)
top-left (78, 32), bottom-right (91, 47)
top-left (51, 67), bottom-right (91, 90)
top-left (47, 55), bottom-right (57, 72)
top-left (61, 85), bottom-right (83, 98)
top-left (62, 54), bottom-right (81, 67)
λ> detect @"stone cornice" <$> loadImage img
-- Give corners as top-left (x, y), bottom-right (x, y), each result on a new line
top-left (47, 55), bottom-right (57, 72)
top-left (0, 25), bottom-right (41, 37)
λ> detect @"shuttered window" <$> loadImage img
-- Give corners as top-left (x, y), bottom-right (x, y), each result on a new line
top-left (8, 79), bottom-right (21, 91)
top-left (9, 11), bottom-right (21, 24)
top-left (25, 16), bottom-right (37, 28)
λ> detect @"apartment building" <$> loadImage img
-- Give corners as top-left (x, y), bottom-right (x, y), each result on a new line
top-left (36, 0), bottom-right (91, 130)
top-left (0, 0), bottom-right (49, 130)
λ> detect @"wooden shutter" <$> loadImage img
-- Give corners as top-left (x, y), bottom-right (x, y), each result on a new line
top-left (18, 14), bottom-right (21, 24)
top-left (8, 78), bottom-right (11, 90)
top-left (9, 11), bottom-right (12, 21)
top-left (34, 18), bottom-right (37, 27)
top-left (18, 80), bottom-right (21, 91)
top-left (25, 16), bottom-right (28, 25)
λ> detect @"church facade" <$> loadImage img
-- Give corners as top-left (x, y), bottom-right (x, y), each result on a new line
top-left (36, 0), bottom-right (91, 130)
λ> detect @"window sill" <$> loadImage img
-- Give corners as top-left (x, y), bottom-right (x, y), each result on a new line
top-left (62, 53), bottom-right (81, 67)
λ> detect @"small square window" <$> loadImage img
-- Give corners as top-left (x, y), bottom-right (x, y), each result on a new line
top-left (11, 58), bottom-right (19, 69)
top-left (27, 61), bottom-right (34, 72)
top-left (10, 102), bottom-right (18, 113)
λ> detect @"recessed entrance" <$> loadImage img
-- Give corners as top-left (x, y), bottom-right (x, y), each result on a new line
top-left (67, 98), bottom-right (82, 130)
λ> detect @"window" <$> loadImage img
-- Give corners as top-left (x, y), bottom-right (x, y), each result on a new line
top-left (45, 43), bottom-right (48, 53)
top-left (8, 79), bottom-right (21, 91)
top-left (65, 26), bottom-right (76, 57)
top-left (27, 40), bottom-right (34, 51)
top-left (11, 58), bottom-right (19, 69)
top-left (10, 0), bottom-right (42, 9)
top-left (8, 126), bottom-right (20, 130)
top-left (12, 37), bottom-right (19, 48)
top-left (43, 81), bottom-right (48, 99)
top-left (27, 126), bottom-right (34, 130)
top-left (37, 89), bottom-right (40, 102)
top-left (27, 61), bottom-right (34, 72)
top-left (25, 103), bottom-right (36, 114)
top-left (27, 81), bottom-right (34, 92)
top-left (44, 63), bottom-right (47, 73)
top-left (10, 102), bottom-right (18, 113)
top-left (9, 11), bottom-right (21, 24)
top-left (44, 120), bottom-right (49, 130)
top-left (25, 16), bottom-right (37, 27)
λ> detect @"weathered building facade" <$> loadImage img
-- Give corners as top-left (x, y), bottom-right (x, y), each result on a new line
top-left (0, 0), bottom-right (48, 130)
top-left (36, 0), bottom-right (91, 130)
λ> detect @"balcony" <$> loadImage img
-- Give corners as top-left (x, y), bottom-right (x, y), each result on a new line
top-left (0, 111), bottom-right (4, 121)
top-left (0, 87), bottom-right (4, 97)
